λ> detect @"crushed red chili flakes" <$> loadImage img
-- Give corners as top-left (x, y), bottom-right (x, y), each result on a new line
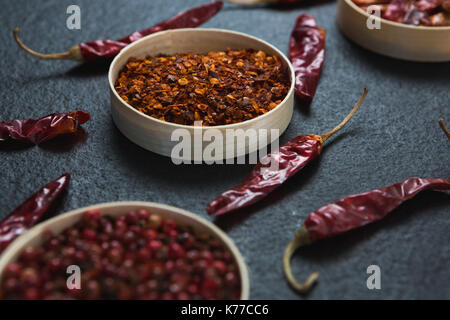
top-left (114, 49), bottom-right (290, 126)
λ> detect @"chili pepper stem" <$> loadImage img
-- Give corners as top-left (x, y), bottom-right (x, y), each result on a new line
top-left (282, 226), bottom-right (319, 294)
top-left (13, 27), bottom-right (83, 61)
top-left (319, 86), bottom-right (368, 143)
top-left (438, 118), bottom-right (450, 139)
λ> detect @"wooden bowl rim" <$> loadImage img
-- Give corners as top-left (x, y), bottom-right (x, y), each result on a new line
top-left (345, 0), bottom-right (450, 31)
top-left (108, 27), bottom-right (295, 130)
top-left (0, 201), bottom-right (250, 300)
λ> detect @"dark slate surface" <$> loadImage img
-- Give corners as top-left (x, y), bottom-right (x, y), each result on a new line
top-left (0, 0), bottom-right (449, 299)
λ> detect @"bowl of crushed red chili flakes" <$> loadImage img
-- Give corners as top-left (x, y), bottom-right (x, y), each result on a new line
top-left (336, 0), bottom-right (450, 61)
top-left (0, 201), bottom-right (249, 300)
top-left (108, 28), bottom-right (295, 161)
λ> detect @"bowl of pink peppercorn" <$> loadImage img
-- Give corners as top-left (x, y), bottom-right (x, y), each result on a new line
top-left (0, 201), bottom-right (249, 300)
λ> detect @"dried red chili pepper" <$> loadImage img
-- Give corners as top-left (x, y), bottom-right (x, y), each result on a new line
top-left (206, 87), bottom-right (368, 216)
top-left (0, 173), bottom-right (70, 254)
top-left (283, 177), bottom-right (450, 293)
top-left (439, 118), bottom-right (450, 139)
top-left (289, 14), bottom-right (326, 102)
top-left (0, 110), bottom-right (90, 145)
top-left (13, 1), bottom-right (223, 62)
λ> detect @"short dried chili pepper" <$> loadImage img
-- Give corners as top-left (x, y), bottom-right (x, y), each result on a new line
top-left (13, 1), bottom-right (223, 62)
top-left (0, 110), bottom-right (90, 145)
top-left (283, 177), bottom-right (450, 294)
top-left (289, 14), bottom-right (326, 102)
top-left (439, 118), bottom-right (450, 139)
top-left (0, 173), bottom-right (70, 253)
top-left (206, 87), bottom-right (368, 216)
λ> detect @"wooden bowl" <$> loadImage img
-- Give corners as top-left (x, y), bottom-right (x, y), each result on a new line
top-left (109, 28), bottom-right (295, 161)
top-left (0, 201), bottom-right (250, 300)
top-left (336, 0), bottom-right (450, 62)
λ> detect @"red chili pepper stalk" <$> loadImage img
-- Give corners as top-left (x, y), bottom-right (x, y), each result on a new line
top-left (283, 177), bottom-right (450, 294)
top-left (207, 87), bottom-right (368, 216)
top-left (13, 1), bottom-right (223, 62)
top-left (438, 118), bottom-right (450, 139)
top-left (0, 173), bottom-right (70, 253)
top-left (0, 110), bottom-right (90, 145)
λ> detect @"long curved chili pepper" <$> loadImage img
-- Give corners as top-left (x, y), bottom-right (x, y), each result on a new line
top-left (439, 118), bottom-right (450, 139)
top-left (0, 173), bottom-right (70, 253)
top-left (13, 1), bottom-right (223, 62)
top-left (283, 177), bottom-right (450, 294)
top-left (0, 110), bottom-right (90, 145)
top-left (289, 14), bottom-right (326, 102)
top-left (206, 87), bottom-right (368, 216)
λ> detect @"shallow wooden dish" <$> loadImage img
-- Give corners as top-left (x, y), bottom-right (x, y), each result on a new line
top-left (336, 0), bottom-right (450, 62)
top-left (0, 201), bottom-right (250, 300)
top-left (109, 28), bottom-right (295, 161)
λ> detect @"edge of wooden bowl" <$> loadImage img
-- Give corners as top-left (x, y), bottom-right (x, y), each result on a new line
top-left (0, 201), bottom-right (250, 300)
top-left (108, 28), bottom-right (295, 160)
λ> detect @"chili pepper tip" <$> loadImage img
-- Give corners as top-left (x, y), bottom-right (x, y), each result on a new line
top-left (319, 86), bottom-right (368, 143)
top-left (283, 226), bottom-right (319, 294)
top-left (438, 118), bottom-right (450, 139)
top-left (13, 27), bottom-right (83, 61)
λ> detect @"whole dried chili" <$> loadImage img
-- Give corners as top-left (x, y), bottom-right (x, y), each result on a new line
top-left (289, 14), bottom-right (326, 102)
top-left (283, 177), bottom-right (450, 293)
top-left (439, 118), bottom-right (450, 139)
top-left (0, 110), bottom-right (90, 145)
top-left (206, 87), bottom-right (368, 216)
top-left (13, 1), bottom-right (223, 62)
top-left (115, 49), bottom-right (290, 126)
top-left (0, 173), bottom-right (70, 254)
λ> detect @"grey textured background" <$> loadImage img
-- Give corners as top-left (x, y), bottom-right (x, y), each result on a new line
top-left (0, 0), bottom-right (449, 299)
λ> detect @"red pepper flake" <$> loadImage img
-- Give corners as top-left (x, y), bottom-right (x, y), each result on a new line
top-left (283, 177), bottom-right (450, 294)
top-left (289, 14), bottom-right (326, 102)
top-left (114, 49), bottom-right (290, 126)
top-left (0, 110), bottom-right (90, 145)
